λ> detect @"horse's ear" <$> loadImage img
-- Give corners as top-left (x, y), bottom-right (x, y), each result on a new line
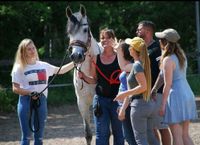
top-left (80, 4), bottom-right (86, 17)
top-left (66, 6), bottom-right (72, 18)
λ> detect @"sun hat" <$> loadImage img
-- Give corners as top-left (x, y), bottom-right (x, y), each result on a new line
top-left (155, 28), bottom-right (180, 43)
top-left (125, 37), bottom-right (145, 52)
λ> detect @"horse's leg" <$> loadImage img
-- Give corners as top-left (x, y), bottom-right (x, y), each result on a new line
top-left (77, 94), bottom-right (93, 145)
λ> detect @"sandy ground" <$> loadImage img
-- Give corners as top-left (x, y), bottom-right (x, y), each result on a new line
top-left (0, 104), bottom-right (200, 145)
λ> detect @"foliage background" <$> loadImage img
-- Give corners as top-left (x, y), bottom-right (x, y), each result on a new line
top-left (0, 1), bottom-right (199, 112)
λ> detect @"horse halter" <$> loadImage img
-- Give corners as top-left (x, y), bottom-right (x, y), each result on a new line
top-left (69, 27), bottom-right (91, 53)
top-left (68, 21), bottom-right (92, 65)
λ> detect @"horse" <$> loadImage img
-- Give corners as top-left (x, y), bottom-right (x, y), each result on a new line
top-left (66, 5), bottom-right (103, 145)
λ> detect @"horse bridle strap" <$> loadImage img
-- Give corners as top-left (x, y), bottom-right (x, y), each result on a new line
top-left (69, 40), bottom-right (88, 52)
top-left (69, 27), bottom-right (91, 53)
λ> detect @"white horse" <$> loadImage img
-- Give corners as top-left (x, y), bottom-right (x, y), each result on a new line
top-left (66, 5), bottom-right (103, 145)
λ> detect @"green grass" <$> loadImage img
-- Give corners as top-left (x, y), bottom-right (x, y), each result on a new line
top-left (48, 85), bottom-right (76, 106)
top-left (187, 74), bottom-right (200, 96)
top-left (47, 70), bottom-right (77, 106)
top-left (1, 71), bottom-right (200, 112)
top-left (0, 88), bottom-right (18, 112)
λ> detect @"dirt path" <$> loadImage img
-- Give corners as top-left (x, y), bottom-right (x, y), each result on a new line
top-left (0, 104), bottom-right (200, 145)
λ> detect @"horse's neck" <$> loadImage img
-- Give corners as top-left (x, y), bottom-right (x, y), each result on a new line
top-left (76, 37), bottom-right (100, 75)
top-left (89, 35), bottom-right (103, 56)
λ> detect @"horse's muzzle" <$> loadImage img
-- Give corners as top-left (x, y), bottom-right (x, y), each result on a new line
top-left (69, 46), bottom-right (85, 64)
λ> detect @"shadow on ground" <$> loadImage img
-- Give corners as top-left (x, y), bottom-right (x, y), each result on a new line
top-left (0, 104), bottom-right (199, 145)
top-left (0, 104), bottom-right (95, 142)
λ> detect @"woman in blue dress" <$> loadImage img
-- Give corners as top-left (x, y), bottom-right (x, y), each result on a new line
top-left (152, 28), bottom-right (197, 145)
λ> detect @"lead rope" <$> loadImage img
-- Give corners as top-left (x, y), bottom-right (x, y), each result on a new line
top-left (29, 97), bottom-right (40, 132)
top-left (74, 63), bottom-right (84, 90)
top-left (29, 52), bottom-right (68, 132)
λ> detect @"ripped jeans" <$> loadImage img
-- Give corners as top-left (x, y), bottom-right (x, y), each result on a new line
top-left (17, 95), bottom-right (47, 145)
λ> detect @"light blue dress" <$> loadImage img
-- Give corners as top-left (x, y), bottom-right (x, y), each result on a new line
top-left (162, 54), bottom-right (198, 124)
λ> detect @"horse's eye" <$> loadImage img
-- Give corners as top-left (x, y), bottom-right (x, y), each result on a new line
top-left (83, 28), bottom-right (88, 33)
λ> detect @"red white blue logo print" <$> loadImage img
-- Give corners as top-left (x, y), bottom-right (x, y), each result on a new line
top-left (24, 69), bottom-right (47, 85)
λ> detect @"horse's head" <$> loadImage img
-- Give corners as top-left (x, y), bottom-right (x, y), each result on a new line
top-left (66, 5), bottom-right (91, 64)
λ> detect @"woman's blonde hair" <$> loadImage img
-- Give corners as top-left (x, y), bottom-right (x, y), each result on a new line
top-left (11, 38), bottom-right (39, 73)
top-left (138, 43), bottom-right (151, 101)
top-left (127, 37), bottom-right (151, 101)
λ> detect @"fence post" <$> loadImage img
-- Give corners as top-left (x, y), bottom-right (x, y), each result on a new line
top-left (196, 1), bottom-right (200, 73)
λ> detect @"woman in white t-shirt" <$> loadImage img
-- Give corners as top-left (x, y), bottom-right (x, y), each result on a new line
top-left (11, 38), bottom-right (74, 145)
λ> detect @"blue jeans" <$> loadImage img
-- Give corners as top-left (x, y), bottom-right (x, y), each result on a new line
top-left (122, 106), bottom-right (137, 145)
top-left (93, 95), bottom-right (124, 145)
top-left (17, 95), bottom-right (47, 145)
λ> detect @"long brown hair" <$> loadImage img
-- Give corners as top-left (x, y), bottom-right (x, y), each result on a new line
top-left (160, 39), bottom-right (186, 69)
